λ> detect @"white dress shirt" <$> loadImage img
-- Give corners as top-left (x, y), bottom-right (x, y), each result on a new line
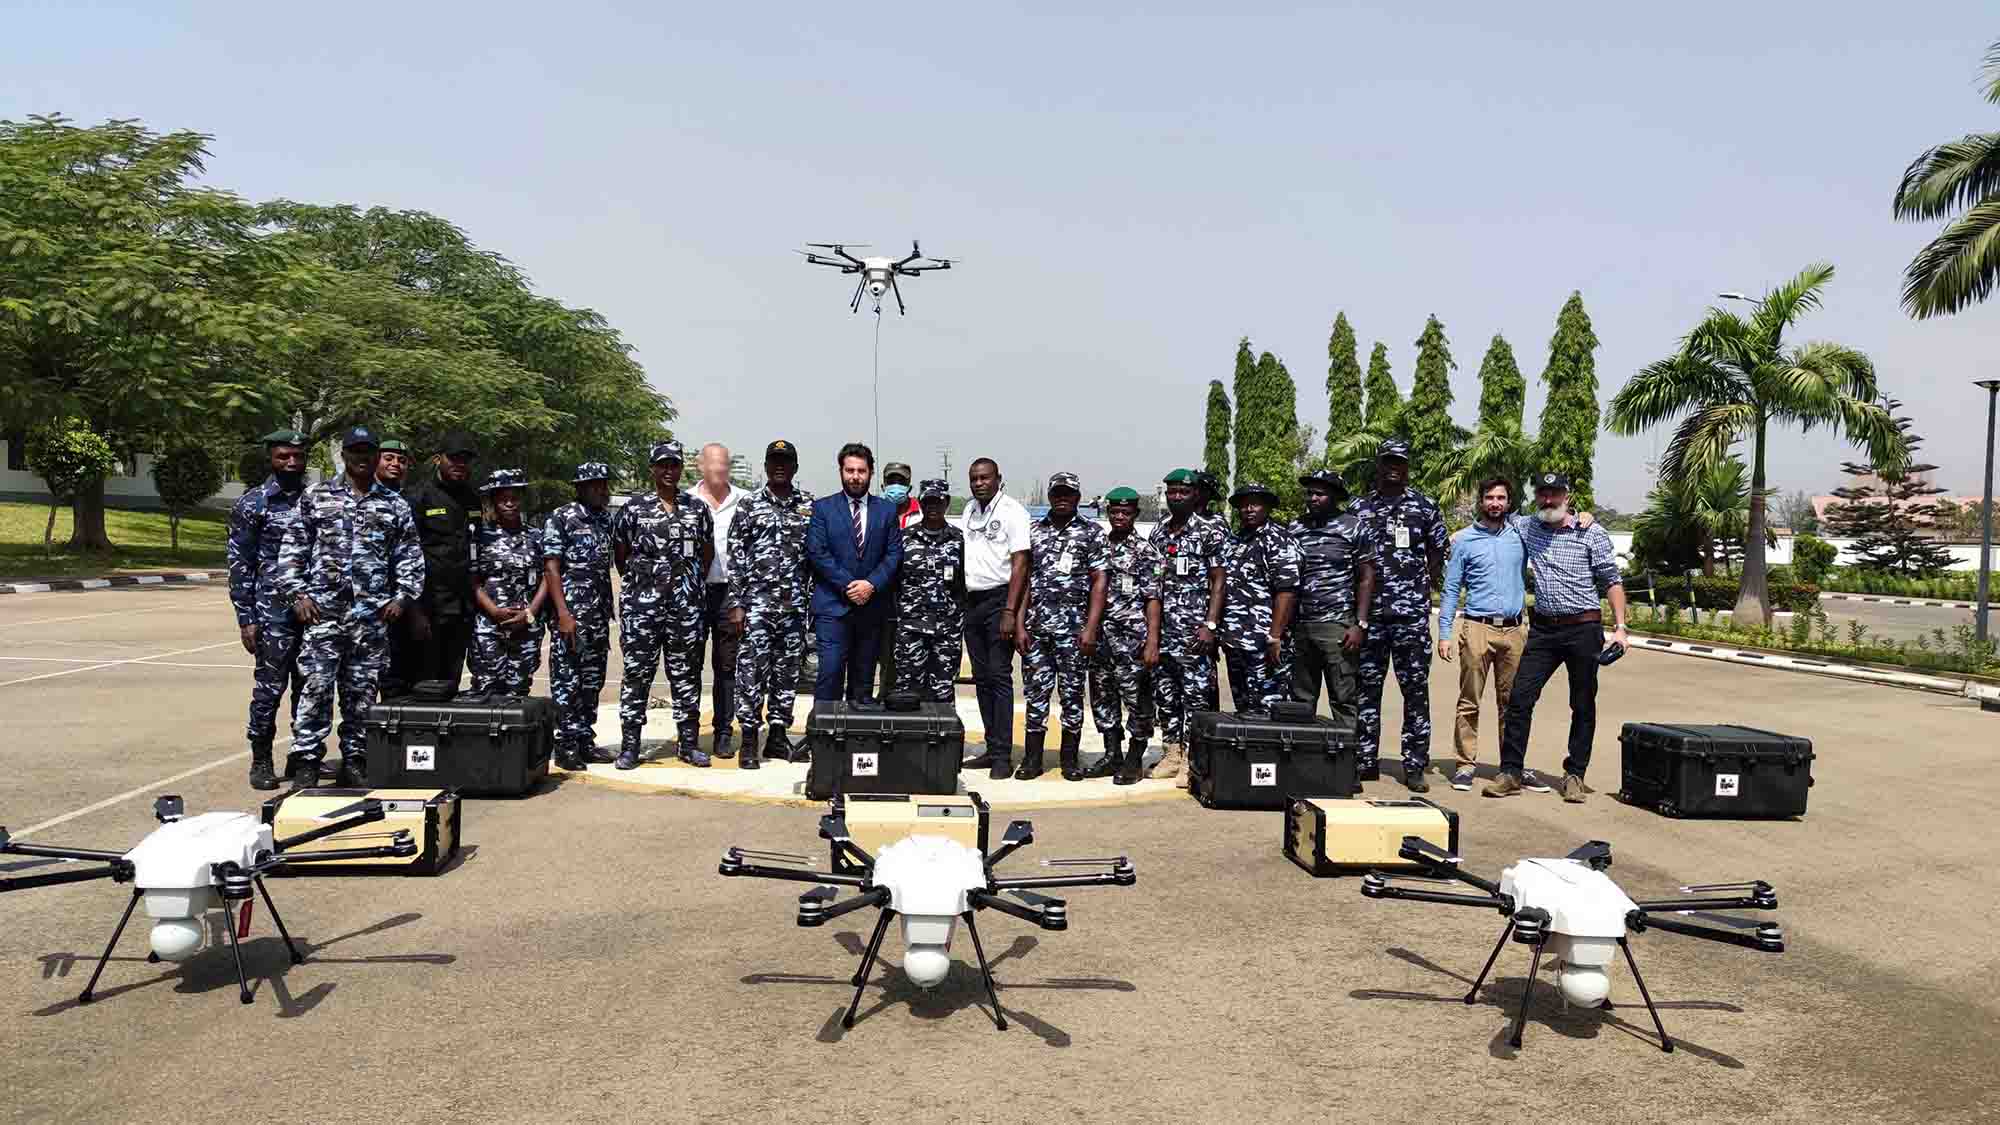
top-left (962, 492), bottom-right (1031, 592)
top-left (696, 481), bottom-right (748, 584)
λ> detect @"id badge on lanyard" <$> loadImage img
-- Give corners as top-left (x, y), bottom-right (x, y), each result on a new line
top-left (1393, 522), bottom-right (1411, 550)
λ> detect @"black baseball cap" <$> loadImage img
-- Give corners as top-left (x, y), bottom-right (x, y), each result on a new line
top-left (438, 431), bottom-right (478, 457)
top-left (340, 425), bottom-right (378, 449)
top-left (765, 439), bottom-right (798, 464)
top-left (1533, 471), bottom-right (1571, 492)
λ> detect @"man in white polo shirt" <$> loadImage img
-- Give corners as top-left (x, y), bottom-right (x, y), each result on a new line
top-left (694, 442), bottom-right (749, 758)
top-left (956, 457), bottom-right (1032, 778)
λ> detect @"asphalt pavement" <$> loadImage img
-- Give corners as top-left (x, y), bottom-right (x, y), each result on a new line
top-left (1, 584), bottom-right (1996, 1123)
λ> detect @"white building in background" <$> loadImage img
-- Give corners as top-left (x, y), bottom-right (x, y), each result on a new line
top-left (0, 432), bottom-right (246, 510)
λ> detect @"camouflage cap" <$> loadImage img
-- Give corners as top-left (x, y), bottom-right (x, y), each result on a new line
top-left (1161, 468), bottom-right (1200, 485)
top-left (480, 467), bottom-right (528, 493)
top-left (1298, 467), bottom-right (1348, 495)
top-left (572, 461), bottom-right (611, 483)
top-left (1047, 471), bottom-right (1081, 493)
top-left (883, 461), bottom-right (913, 484)
top-left (918, 478), bottom-right (950, 501)
top-left (1230, 480), bottom-right (1279, 504)
top-left (340, 425), bottom-right (378, 449)
top-left (1104, 486), bottom-right (1141, 504)
top-left (377, 439), bottom-right (410, 454)
top-left (650, 439), bottom-right (685, 464)
top-left (1376, 438), bottom-right (1410, 461)
top-left (261, 429), bottom-right (308, 447)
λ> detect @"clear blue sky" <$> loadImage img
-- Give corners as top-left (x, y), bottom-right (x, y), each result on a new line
top-left (9, 2), bottom-right (1999, 506)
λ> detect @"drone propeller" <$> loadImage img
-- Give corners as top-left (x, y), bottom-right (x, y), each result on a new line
top-left (805, 242), bottom-right (870, 249)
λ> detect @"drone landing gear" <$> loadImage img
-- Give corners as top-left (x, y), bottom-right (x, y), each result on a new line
top-left (76, 876), bottom-right (308, 1007)
top-left (842, 907), bottom-right (896, 1029)
top-left (77, 888), bottom-right (143, 1004)
top-left (959, 909), bottom-right (1007, 1032)
top-left (256, 875), bottom-right (307, 966)
top-left (1460, 920), bottom-right (1676, 1053)
top-left (1616, 937), bottom-right (1674, 1053)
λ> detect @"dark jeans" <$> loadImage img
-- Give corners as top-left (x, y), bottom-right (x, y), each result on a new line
top-left (1499, 618), bottom-right (1604, 780)
top-left (383, 610), bottom-right (471, 699)
top-left (814, 610), bottom-right (884, 703)
top-left (874, 614), bottom-right (899, 697)
top-left (701, 583), bottom-right (743, 732)
top-left (963, 587), bottom-right (1014, 751)
top-left (1291, 617), bottom-right (1360, 728)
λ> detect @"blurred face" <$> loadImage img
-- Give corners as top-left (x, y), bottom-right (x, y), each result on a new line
top-left (1480, 484), bottom-right (1512, 522)
top-left (840, 455), bottom-right (873, 498)
top-left (1165, 481), bottom-right (1196, 516)
top-left (345, 445), bottom-right (380, 483)
top-left (1108, 502), bottom-right (1138, 534)
top-left (1235, 497), bottom-right (1271, 529)
top-left (652, 458), bottom-right (683, 492)
top-left (766, 457), bottom-right (797, 490)
top-left (269, 444), bottom-right (305, 476)
top-left (1302, 484), bottom-right (1336, 518)
top-left (375, 450), bottom-right (408, 486)
top-left (1535, 486), bottom-right (1568, 524)
top-left (1048, 487), bottom-right (1079, 519)
top-left (492, 487), bottom-right (522, 526)
top-left (968, 462), bottom-right (1000, 505)
top-left (1376, 456), bottom-right (1408, 490)
top-left (440, 450), bottom-right (473, 484)
top-left (699, 444), bottom-right (730, 489)
top-left (578, 480), bottom-right (610, 509)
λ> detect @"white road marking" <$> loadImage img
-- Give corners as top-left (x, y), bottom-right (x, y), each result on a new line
top-left (12, 738), bottom-right (293, 839)
top-left (0, 604), bottom-right (183, 628)
top-left (0, 639), bottom-right (238, 688)
top-left (0, 656), bottom-right (251, 669)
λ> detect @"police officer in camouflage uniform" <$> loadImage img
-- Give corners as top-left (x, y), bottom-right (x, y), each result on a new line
top-left (724, 440), bottom-right (816, 769)
top-left (1090, 487), bottom-right (1163, 785)
top-left (278, 426), bottom-right (424, 789)
top-left (1288, 468), bottom-right (1374, 728)
top-left (1146, 468), bottom-right (1226, 786)
top-left (543, 462), bottom-right (618, 771)
top-left (1015, 472), bottom-right (1108, 781)
top-left (469, 468), bottom-right (545, 697)
top-left (1352, 438), bottom-right (1448, 792)
top-left (227, 429), bottom-right (311, 790)
top-left (1219, 481), bottom-right (1301, 717)
top-left (612, 440), bottom-right (716, 770)
top-left (892, 479), bottom-right (966, 703)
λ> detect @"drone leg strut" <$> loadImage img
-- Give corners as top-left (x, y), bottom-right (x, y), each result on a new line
top-left (78, 888), bottom-right (143, 1004)
top-left (220, 905), bottom-right (255, 1005)
top-left (960, 910), bottom-right (1007, 1031)
top-left (1465, 920), bottom-right (1515, 1004)
top-left (1508, 939), bottom-right (1545, 1049)
top-left (842, 909), bottom-right (895, 1029)
top-left (1617, 938), bottom-right (1674, 1053)
top-left (255, 877), bottom-right (306, 965)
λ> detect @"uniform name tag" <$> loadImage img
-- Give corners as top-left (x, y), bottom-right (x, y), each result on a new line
top-left (944, 566), bottom-right (955, 581)
top-left (1393, 525), bottom-right (1411, 550)
top-left (426, 507), bottom-right (449, 517)
top-left (679, 539), bottom-right (694, 558)
top-left (1175, 557), bottom-right (1192, 576)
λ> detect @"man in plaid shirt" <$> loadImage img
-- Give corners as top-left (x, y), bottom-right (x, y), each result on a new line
top-left (1485, 472), bottom-right (1628, 804)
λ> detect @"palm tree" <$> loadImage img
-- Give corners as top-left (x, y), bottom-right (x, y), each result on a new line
top-left (1894, 40), bottom-right (2000, 318)
top-left (1631, 458), bottom-right (1747, 576)
top-left (1607, 264), bottom-right (1906, 626)
top-left (1431, 417), bottom-right (1538, 512)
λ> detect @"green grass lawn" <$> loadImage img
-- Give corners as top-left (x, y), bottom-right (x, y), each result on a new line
top-left (0, 501), bottom-right (230, 579)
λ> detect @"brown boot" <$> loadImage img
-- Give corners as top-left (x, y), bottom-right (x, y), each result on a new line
top-left (1148, 742), bottom-right (1186, 782)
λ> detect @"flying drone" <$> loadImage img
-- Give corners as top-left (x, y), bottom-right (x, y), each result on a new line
top-left (719, 793), bottom-right (1134, 1031)
top-left (799, 240), bottom-right (955, 314)
top-left (1360, 837), bottom-right (1783, 1053)
top-left (0, 795), bottom-right (416, 1005)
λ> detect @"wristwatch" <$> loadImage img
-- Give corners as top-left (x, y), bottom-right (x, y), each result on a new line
top-left (1202, 620), bottom-right (1218, 631)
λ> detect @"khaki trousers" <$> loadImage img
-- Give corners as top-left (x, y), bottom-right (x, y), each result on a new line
top-left (1453, 618), bottom-right (1525, 764)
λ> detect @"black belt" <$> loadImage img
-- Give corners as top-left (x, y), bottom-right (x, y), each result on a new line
top-left (1464, 614), bottom-right (1521, 628)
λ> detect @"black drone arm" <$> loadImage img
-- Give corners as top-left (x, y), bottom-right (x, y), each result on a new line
top-left (969, 887), bottom-right (1068, 931)
top-left (1396, 836), bottom-right (1506, 898)
top-left (797, 885), bottom-right (891, 927)
top-left (1360, 871), bottom-right (1512, 912)
top-left (985, 819), bottom-right (1034, 870)
top-left (274, 802), bottom-right (385, 853)
top-left (1631, 880), bottom-right (1777, 914)
top-left (0, 829), bottom-right (129, 865)
top-left (989, 856), bottom-right (1134, 892)
top-left (0, 862), bottom-right (133, 893)
top-left (818, 815), bottom-right (875, 871)
top-left (893, 241), bottom-right (923, 268)
top-left (718, 847), bottom-right (869, 888)
top-left (1628, 909), bottom-right (1784, 953)
top-left (262, 832), bottom-right (416, 869)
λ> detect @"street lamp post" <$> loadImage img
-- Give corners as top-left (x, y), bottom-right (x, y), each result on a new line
top-left (1976, 379), bottom-right (2000, 645)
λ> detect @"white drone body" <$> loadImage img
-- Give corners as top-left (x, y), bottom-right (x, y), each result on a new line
top-left (798, 240), bottom-right (955, 314)
top-left (123, 813), bottom-right (273, 963)
top-left (869, 835), bottom-right (990, 990)
top-left (1497, 858), bottom-right (1638, 1008)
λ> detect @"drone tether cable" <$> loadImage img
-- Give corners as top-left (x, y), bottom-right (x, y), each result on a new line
top-left (872, 304), bottom-right (883, 460)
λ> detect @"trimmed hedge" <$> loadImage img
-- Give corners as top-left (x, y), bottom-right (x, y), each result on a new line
top-left (1625, 574), bottom-right (1820, 613)
top-left (1818, 568), bottom-right (1979, 601)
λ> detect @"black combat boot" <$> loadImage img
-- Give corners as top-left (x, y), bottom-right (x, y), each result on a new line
top-left (1014, 730), bottom-right (1048, 780)
top-left (739, 726), bottom-right (762, 770)
top-left (555, 741), bottom-right (586, 771)
top-left (1057, 729), bottom-right (1086, 781)
top-left (248, 737), bottom-right (279, 792)
top-left (677, 723), bottom-right (710, 768)
top-left (712, 724), bottom-right (736, 760)
top-left (615, 725), bottom-right (644, 770)
top-left (1081, 729), bottom-right (1120, 779)
top-left (283, 752), bottom-right (319, 790)
top-left (335, 755), bottom-right (368, 788)
top-left (1115, 735), bottom-right (1147, 785)
top-left (763, 725), bottom-right (792, 761)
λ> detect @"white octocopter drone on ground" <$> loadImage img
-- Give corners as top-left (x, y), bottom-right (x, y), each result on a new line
top-left (799, 240), bottom-right (955, 314)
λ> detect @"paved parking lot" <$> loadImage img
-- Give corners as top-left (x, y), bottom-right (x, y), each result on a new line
top-left (1, 583), bottom-right (1996, 1123)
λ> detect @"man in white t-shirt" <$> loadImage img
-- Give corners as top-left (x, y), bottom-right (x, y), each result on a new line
top-left (956, 457), bottom-right (1032, 778)
top-left (694, 443), bottom-right (750, 758)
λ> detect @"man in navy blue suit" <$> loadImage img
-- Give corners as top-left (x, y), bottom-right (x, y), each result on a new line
top-left (806, 442), bottom-right (905, 702)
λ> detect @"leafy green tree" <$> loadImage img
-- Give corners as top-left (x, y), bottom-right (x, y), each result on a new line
top-left (1537, 292), bottom-right (1601, 512)
top-left (1236, 350), bottom-right (1305, 518)
top-left (1893, 40), bottom-right (2000, 318)
top-left (1823, 398), bottom-right (1957, 576)
top-left (0, 116), bottom-right (308, 550)
top-left (1404, 315), bottom-right (1460, 487)
top-left (1325, 312), bottom-right (1363, 450)
top-left (1630, 458), bottom-right (1756, 577)
top-left (1230, 338), bottom-right (1258, 492)
top-left (1432, 418), bottom-right (1537, 510)
top-left (1475, 333), bottom-right (1525, 432)
top-left (1203, 380), bottom-right (1232, 487)
top-left (1608, 264), bottom-right (1906, 626)
top-left (150, 445), bottom-right (224, 549)
top-left (1791, 534), bottom-right (1838, 584)
top-left (1362, 342), bottom-right (1402, 433)
top-left (24, 422), bottom-right (121, 556)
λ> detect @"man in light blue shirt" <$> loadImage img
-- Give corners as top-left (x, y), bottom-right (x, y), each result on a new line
top-left (1438, 478), bottom-right (1534, 792)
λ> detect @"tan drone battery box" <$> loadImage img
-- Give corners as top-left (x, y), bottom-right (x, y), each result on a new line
top-left (259, 788), bottom-right (460, 876)
top-left (834, 793), bottom-right (985, 866)
top-left (1283, 796), bottom-right (1458, 877)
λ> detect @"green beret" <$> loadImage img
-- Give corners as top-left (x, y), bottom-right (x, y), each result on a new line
top-left (1161, 468), bottom-right (1199, 484)
top-left (261, 429), bottom-right (308, 447)
top-left (1105, 487), bottom-right (1141, 503)
top-left (378, 439), bottom-right (410, 453)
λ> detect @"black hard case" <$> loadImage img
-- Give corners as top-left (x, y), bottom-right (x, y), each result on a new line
top-left (805, 701), bottom-right (965, 801)
top-left (364, 693), bottom-right (553, 797)
top-left (1617, 722), bottom-right (1814, 819)
top-left (1188, 710), bottom-right (1358, 810)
